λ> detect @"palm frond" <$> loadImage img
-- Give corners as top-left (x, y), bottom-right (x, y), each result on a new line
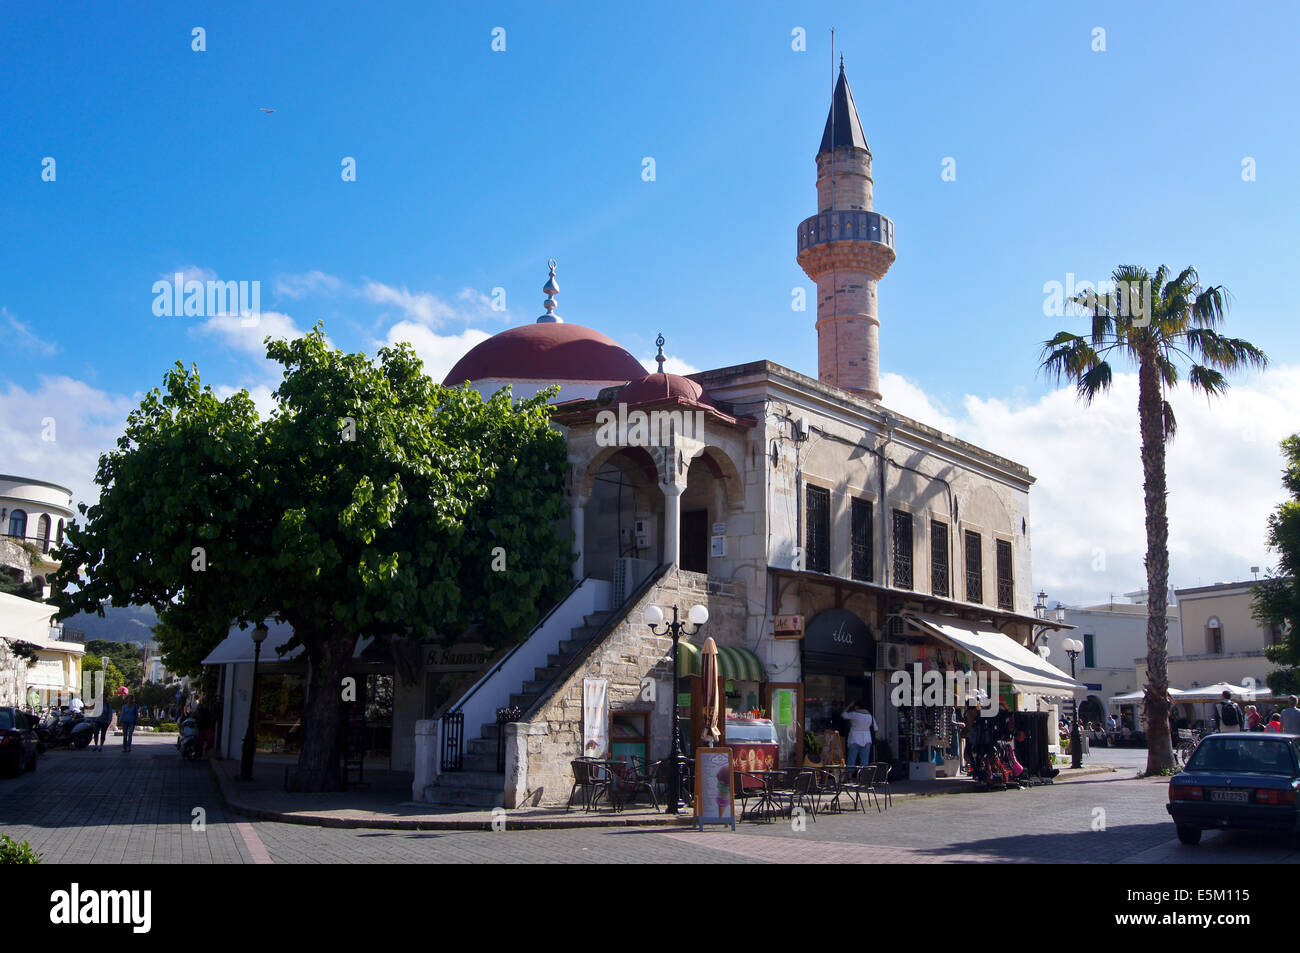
top-left (1184, 328), bottom-right (1269, 371)
top-left (1163, 399), bottom-right (1177, 440)
top-left (1188, 364), bottom-right (1230, 398)
top-left (1076, 361), bottom-right (1113, 402)
top-left (1191, 284), bottom-right (1230, 328)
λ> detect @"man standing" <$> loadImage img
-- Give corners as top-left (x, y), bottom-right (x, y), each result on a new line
top-left (1212, 690), bottom-right (1245, 734)
top-left (842, 699), bottom-right (877, 766)
top-left (1280, 696), bottom-right (1300, 735)
top-left (119, 695), bottom-right (140, 752)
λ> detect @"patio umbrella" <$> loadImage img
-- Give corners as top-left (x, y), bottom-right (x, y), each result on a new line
top-left (700, 637), bottom-right (722, 748)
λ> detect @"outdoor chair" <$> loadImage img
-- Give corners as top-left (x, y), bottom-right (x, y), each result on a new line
top-left (610, 759), bottom-right (658, 811)
top-left (772, 770), bottom-right (817, 822)
top-left (838, 764), bottom-right (869, 813)
top-left (871, 762), bottom-right (892, 809)
top-left (814, 767), bottom-right (846, 814)
top-left (566, 758), bottom-right (612, 813)
top-left (854, 764), bottom-right (882, 813)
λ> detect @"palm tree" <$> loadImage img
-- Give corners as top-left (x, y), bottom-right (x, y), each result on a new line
top-left (1041, 265), bottom-right (1267, 774)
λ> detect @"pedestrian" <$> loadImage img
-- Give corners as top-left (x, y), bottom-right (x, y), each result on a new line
top-left (841, 698), bottom-right (878, 766)
top-left (1212, 690), bottom-right (1244, 733)
top-left (1281, 696), bottom-right (1300, 735)
top-left (1106, 712), bottom-right (1117, 732)
top-left (92, 696), bottom-right (113, 750)
top-left (195, 699), bottom-right (215, 759)
top-left (1246, 705), bottom-right (1262, 731)
top-left (119, 695), bottom-right (140, 752)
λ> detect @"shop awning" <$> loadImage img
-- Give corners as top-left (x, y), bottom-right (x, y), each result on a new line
top-left (677, 642), bottom-right (765, 682)
top-left (903, 613), bottom-right (1085, 698)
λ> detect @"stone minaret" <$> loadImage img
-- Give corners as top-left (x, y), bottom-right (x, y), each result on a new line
top-left (796, 61), bottom-right (896, 402)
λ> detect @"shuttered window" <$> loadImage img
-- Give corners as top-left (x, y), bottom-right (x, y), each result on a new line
top-left (931, 519), bottom-right (949, 598)
top-left (996, 539), bottom-right (1014, 610)
top-left (965, 530), bottom-right (982, 604)
top-left (892, 509), bottom-right (913, 590)
top-left (851, 498), bottom-right (873, 582)
top-left (805, 485), bottom-right (830, 574)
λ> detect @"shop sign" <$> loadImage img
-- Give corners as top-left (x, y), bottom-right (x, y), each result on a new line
top-left (424, 643), bottom-right (490, 672)
top-left (804, 609), bottom-right (874, 659)
top-left (773, 614), bottom-right (804, 639)
top-left (583, 678), bottom-right (610, 759)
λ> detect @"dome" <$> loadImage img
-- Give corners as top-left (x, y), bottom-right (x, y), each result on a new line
top-left (618, 372), bottom-right (717, 408)
top-left (442, 323), bottom-right (647, 387)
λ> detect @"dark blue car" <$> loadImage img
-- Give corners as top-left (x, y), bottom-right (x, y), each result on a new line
top-left (1167, 732), bottom-right (1300, 846)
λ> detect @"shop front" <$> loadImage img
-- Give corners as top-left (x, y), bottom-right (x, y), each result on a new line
top-left (800, 609), bottom-right (878, 767)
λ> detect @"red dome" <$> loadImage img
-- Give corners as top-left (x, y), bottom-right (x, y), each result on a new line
top-left (619, 372), bottom-right (717, 408)
top-left (443, 323), bottom-right (646, 386)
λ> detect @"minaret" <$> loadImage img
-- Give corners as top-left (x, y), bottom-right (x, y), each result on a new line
top-left (796, 61), bottom-right (895, 402)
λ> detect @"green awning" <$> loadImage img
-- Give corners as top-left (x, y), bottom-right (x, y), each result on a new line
top-left (676, 642), bottom-right (765, 682)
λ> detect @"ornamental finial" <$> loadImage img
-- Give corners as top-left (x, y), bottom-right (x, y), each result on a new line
top-left (654, 332), bottom-right (666, 373)
top-left (537, 259), bottom-right (562, 323)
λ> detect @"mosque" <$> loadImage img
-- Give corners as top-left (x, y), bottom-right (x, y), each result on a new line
top-left (206, 65), bottom-right (1084, 806)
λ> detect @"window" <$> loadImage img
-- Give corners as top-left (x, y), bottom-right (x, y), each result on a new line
top-left (851, 498), bottom-right (873, 582)
top-left (996, 538), bottom-right (1013, 610)
top-left (37, 514), bottom-right (51, 553)
top-left (805, 484), bottom-right (830, 574)
top-left (1206, 617), bottom-right (1223, 655)
top-left (930, 519), bottom-right (949, 597)
top-left (1083, 633), bottom-right (1096, 668)
top-left (892, 509), bottom-right (913, 589)
top-left (6, 509), bottom-right (26, 540)
top-left (964, 530), bottom-right (982, 604)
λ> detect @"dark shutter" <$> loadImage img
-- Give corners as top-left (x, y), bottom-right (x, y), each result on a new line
top-left (805, 485), bottom-right (830, 574)
top-left (851, 498), bottom-right (873, 582)
top-left (931, 519), bottom-right (949, 598)
top-left (996, 539), bottom-right (1013, 610)
top-left (965, 530), bottom-right (982, 604)
top-left (892, 509), bottom-right (913, 590)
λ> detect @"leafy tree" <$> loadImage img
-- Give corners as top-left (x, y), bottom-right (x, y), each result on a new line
top-left (1041, 265), bottom-right (1267, 774)
top-left (84, 640), bottom-right (144, 687)
top-left (1255, 434), bottom-right (1300, 694)
top-left (81, 654), bottom-right (124, 702)
top-left (54, 325), bottom-right (572, 790)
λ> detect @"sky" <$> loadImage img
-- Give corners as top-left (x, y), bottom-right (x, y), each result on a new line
top-left (2, 1), bottom-right (1297, 607)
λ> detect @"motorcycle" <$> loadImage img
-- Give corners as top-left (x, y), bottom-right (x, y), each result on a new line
top-left (176, 715), bottom-right (201, 762)
top-left (45, 709), bottom-right (94, 750)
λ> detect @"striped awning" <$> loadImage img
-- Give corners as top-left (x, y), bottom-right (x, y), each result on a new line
top-left (676, 642), bottom-right (765, 682)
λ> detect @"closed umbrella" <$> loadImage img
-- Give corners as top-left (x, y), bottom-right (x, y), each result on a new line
top-left (700, 638), bottom-right (721, 748)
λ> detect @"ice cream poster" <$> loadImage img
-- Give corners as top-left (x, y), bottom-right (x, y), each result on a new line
top-left (694, 747), bottom-right (736, 830)
top-left (582, 678), bottom-right (609, 759)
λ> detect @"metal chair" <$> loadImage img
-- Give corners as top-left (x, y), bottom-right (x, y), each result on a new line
top-left (772, 770), bottom-right (817, 822)
top-left (814, 767), bottom-right (846, 814)
top-left (871, 762), bottom-right (892, 808)
top-left (566, 758), bottom-right (611, 812)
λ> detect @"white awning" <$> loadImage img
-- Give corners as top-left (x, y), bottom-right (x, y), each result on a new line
top-left (0, 591), bottom-right (57, 643)
top-left (904, 612), bottom-right (1086, 699)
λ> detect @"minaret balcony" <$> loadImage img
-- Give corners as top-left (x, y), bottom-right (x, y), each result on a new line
top-left (797, 210), bottom-right (894, 253)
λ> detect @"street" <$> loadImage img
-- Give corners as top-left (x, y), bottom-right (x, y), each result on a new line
top-left (2, 734), bottom-right (1297, 864)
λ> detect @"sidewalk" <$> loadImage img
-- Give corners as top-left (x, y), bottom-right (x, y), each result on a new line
top-left (211, 756), bottom-right (1115, 831)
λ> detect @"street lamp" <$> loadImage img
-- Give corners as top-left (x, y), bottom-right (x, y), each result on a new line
top-left (644, 603), bottom-right (709, 814)
top-left (1034, 591), bottom-right (1048, 619)
top-left (1061, 637), bottom-right (1084, 770)
top-left (238, 623), bottom-right (269, 781)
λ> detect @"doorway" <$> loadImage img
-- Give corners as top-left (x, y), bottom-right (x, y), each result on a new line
top-left (681, 509), bottom-right (709, 573)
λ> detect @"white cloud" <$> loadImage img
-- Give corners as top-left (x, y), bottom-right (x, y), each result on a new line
top-left (0, 376), bottom-right (136, 510)
top-left (164, 264), bottom-right (219, 286)
top-left (274, 270), bottom-right (343, 299)
top-left (192, 311), bottom-right (310, 357)
top-left (639, 355), bottom-right (700, 376)
top-left (883, 366), bottom-right (1300, 606)
top-left (362, 281), bottom-right (504, 326)
top-left (378, 322), bottom-right (492, 384)
top-left (0, 307), bottom-right (58, 356)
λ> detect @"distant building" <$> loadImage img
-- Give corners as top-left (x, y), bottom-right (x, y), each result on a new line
top-left (1166, 581), bottom-right (1283, 703)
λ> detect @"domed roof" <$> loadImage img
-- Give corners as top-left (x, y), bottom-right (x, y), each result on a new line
top-left (619, 372), bottom-right (717, 408)
top-left (442, 323), bottom-right (647, 386)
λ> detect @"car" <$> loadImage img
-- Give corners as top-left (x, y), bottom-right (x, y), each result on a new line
top-left (1167, 731), bottom-right (1300, 846)
top-left (0, 707), bottom-right (40, 778)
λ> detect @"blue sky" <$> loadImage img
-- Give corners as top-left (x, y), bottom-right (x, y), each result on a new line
top-left (3, 1), bottom-right (1297, 604)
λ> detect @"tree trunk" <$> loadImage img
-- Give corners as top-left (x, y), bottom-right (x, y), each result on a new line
top-left (295, 631), bottom-right (357, 792)
top-left (1138, 352), bottom-right (1175, 774)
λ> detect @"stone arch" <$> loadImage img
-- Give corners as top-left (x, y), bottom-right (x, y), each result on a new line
top-left (685, 444), bottom-right (744, 510)
top-left (577, 444), bottom-right (662, 503)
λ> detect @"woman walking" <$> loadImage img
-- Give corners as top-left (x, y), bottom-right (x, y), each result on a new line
top-left (119, 695), bottom-right (140, 752)
top-left (92, 697), bottom-right (113, 750)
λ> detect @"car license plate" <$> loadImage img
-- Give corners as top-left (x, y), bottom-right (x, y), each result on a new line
top-left (1209, 789), bottom-right (1249, 802)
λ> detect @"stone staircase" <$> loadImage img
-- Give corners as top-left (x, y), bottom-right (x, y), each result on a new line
top-left (424, 609), bottom-right (616, 808)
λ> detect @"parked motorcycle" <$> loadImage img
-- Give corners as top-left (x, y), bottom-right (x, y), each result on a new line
top-left (44, 709), bottom-right (93, 750)
top-left (176, 715), bottom-right (201, 762)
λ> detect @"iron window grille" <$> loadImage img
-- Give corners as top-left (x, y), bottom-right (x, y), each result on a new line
top-left (805, 484), bottom-right (830, 574)
top-left (965, 530), bottom-right (982, 604)
top-left (851, 498), bottom-right (873, 582)
top-left (996, 539), bottom-right (1013, 610)
top-left (892, 509), bottom-right (913, 590)
top-left (931, 519), bottom-right (949, 598)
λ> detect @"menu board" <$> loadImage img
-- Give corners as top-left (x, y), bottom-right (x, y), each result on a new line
top-left (694, 747), bottom-right (737, 830)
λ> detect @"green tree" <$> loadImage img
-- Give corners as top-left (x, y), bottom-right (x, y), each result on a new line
top-left (85, 640), bottom-right (144, 688)
top-left (54, 325), bottom-right (572, 790)
top-left (1255, 434), bottom-right (1300, 695)
top-left (1041, 265), bottom-right (1267, 774)
top-left (81, 654), bottom-right (125, 702)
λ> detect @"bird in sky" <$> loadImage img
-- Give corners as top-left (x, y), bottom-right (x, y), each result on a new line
top-left (259, 107), bottom-right (276, 114)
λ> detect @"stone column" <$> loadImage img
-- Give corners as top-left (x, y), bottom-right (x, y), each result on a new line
top-left (662, 483), bottom-right (685, 567)
top-left (412, 719), bottom-right (437, 802)
top-left (570, 501), bottom-right (585, 580)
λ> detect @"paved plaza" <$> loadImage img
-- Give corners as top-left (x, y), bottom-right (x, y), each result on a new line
top-left (2, 734), bottom-right (1296, 864)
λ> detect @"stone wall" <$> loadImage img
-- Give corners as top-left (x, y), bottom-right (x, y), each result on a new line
top-left (505, 568), bottom-right (749, 808)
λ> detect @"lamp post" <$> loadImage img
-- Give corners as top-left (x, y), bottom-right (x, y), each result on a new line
top-left (1061, 637), bottom-right (1083, 770)
top-left (644, 603), bottom-right (709, 814)
top-left (238, 623), bottom-right (269, 781)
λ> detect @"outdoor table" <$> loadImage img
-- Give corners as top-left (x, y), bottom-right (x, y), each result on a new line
top-left (738, 770), bottom-right (785, 822)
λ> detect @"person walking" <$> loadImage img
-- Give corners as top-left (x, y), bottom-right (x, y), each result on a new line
top-left (1280, 696), bottom-right (1300, 735)
top-left (119, 696), bottom-right (140, 752)
top-left (1212, 690), bottom-right (1245, 734)
top-left (91, 697), bottom-right (113, 750)
top-left (842, 699), bottom-right (878, 766)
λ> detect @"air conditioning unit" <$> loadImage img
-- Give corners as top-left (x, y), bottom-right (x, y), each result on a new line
top-left (875, 642), bottom-right (906, 670)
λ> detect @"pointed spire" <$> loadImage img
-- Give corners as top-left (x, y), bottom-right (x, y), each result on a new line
top-left (818, 63), bottom-right (869, 154)
top-left (536, 259), bottom-right (562, 323)
top-left (654, 333), bottom-right (666, 373)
